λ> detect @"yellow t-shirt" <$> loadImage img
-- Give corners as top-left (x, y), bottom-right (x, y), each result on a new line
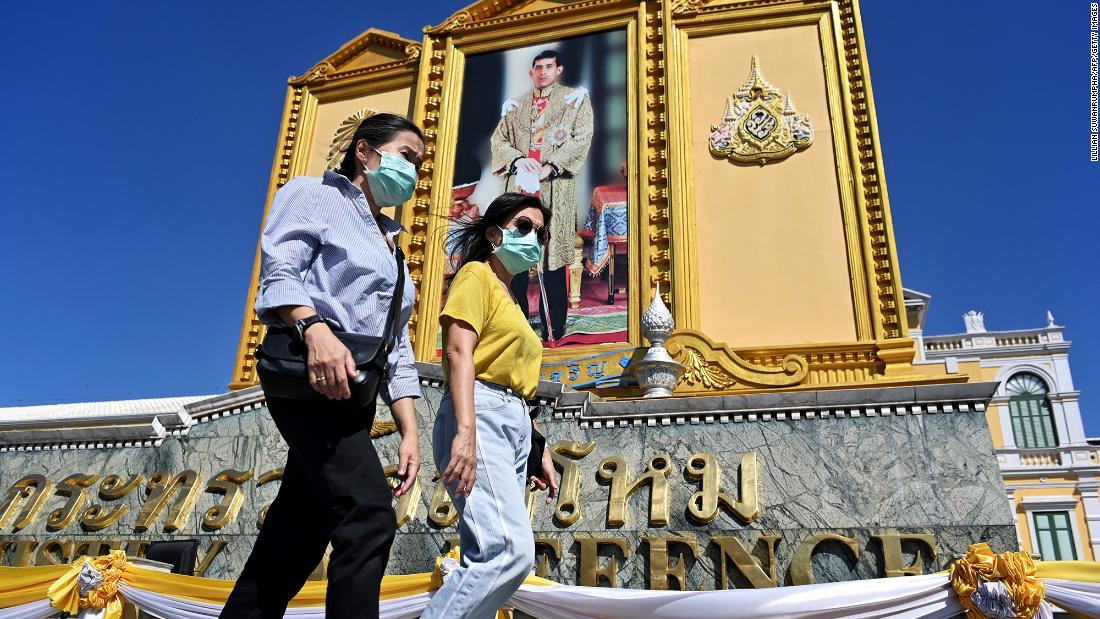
top-left (440, 261), bottom-right (543, 398)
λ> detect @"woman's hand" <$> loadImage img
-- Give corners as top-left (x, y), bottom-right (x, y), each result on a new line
top-left (443, 427), bottom-right (477, 497)
top-left (393, 433), bottom-right (419, 498)
top-left (529, 447), bottom-right (559, 505)
top-left (304, 323), bottom-right (356, 400)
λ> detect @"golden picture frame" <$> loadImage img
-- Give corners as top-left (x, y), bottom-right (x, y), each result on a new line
top-left (404, 0), bottom-right (653, 384)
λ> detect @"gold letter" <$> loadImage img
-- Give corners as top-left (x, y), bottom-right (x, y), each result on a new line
top-left (8, 539), bottom-right (39, 566)
top-left (790, 533), bottom-right (860, 586)
top-left (255, 468), bottom-right (282, 528)
top-left (47, 474), bottom-right (100, 532)
top-left (134, 470), bottom-right (203, 532)
top-left (35, 539), bottom-right (74, 566)
top-left (872, 532), bottom-right (936, 577)
top-left (195, 540), bottom-right (228, 577)
top-left (685, 452), bottom-right (760, 524)
top-left (550, 440), bottom-right (596, 525)
top-left (577, 536), bottom-right (631, 587)
top-left (712, 534), bottom-right (780, 588)
top-left (73, 540), bottom-right (121, 559)
top-left (383, 465), bottom-right (422, 528)
top-left (428, 480), bottom-right (458, 527)
top-left (82, 474), bottom-right (144, 531)
top-left (203, 469), bottom-right (254, 530)
top-left (0, 475), bottom-right (54, 532)
top-left (598, 454), bottom-right (672, 526)
top-left (644, 535), bottom-right (699, 590)
top-left (534, 536), bottom-right (563, 578)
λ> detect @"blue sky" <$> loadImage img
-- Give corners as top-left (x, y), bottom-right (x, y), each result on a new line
top-left (2, 2), bottom-right (1096, 433)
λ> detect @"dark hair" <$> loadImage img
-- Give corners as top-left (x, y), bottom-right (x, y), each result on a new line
top-left (532, 50), bottom-right (562, 67)
top-left (337, 113), bottom-right (426, 180)
top-left (448, 193), bottom-right (551, 270)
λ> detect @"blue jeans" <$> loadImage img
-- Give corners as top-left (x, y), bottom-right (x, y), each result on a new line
top-left (423, 381), bottom-right (535, 619)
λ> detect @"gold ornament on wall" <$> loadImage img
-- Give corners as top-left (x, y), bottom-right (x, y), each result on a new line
top-left (709, 56), bottom-right (813, 165)
top-left (325, 108), bottom-right (379, 172)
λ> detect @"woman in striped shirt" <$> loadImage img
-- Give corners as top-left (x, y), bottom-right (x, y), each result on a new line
top-left (222, 113), bottom-right (424, 619)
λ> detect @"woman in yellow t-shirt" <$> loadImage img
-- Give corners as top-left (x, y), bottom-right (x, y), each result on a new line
top-left (422, 193), bottom-right (559, 619)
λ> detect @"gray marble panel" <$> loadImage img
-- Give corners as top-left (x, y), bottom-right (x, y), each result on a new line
top-left (0, 384), bottom-right (1015, 588)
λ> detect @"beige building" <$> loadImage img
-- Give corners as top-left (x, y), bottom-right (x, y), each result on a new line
top-left (907, 289), bottom-right (1099, 561)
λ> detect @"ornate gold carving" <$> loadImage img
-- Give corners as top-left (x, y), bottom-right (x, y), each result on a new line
top-left (290, 29), bottom-right (422, 86)
top-left (577, 536), bottom-right (631, 587)
top-left (666, 329), bottom-right (808, 392)
top-left (550, 440), bottom-right (596, 526)
top-left (709, 56), bottom-right (812, 165)
top-left (383, 464), bottom-right (422, 527)
top-left (134, 470), bottom-right (203, 532)
top-left (646, 1), bottom-right (673, 306)
top-left (81, 474), bottom-right (143, 532)
top-left (203, 469), bottom-right (254, 530)
top-left (325, 108), bottom-right (379, 172)
top-left (46, 474), bottom-right (100, 532)
top-left (713, 534), bottom-right (781, 588)
top-left (428, 479), bottom-right (458, 527)
top-left (644, 535), bottom-right (699, 590)
top-left (790, 532), bottom-right (860, 586)
top-left (426, 0), bottom-right (624, 35)
top-left (873, 532), bottom-right (936, 577)
top-left (597, 453), bottom-right (672, 526)
top-left (0, 474), bottom-right (54, 532)
top-left (685, 452), bottom-right (760, 524)
top-left (256, 468), bottom-right (283, 528)
top-left (836, 0), bottom-right (905, 340)
top-left (370, 420), bottom-right (399, 439)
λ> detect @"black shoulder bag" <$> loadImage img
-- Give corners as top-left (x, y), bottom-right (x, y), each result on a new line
top-left (255, 248), bottom-right (406, 407)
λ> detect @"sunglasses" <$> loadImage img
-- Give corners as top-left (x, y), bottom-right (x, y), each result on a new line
top-left (511, 215), bottom-right (548, 244)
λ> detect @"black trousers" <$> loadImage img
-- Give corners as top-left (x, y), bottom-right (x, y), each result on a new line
top-left (221, 396), bottom-right (396, 619)
top-left (510, 266), bottom-right (568, 341)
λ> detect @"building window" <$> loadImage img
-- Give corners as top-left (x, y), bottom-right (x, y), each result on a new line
top-left (1033, 511), bottom-right (1078, 560)
top-left (1006, 373), bottom-right (1058, 448)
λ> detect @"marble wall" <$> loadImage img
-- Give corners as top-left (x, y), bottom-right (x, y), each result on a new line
top-left (0, 384), bottom-right (1016, 589)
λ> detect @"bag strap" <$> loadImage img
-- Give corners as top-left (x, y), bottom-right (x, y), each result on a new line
top-left (379, 247), bottom-right (407, 360)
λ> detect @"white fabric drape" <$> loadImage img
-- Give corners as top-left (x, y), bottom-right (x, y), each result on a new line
top-left (1043, 577), bottom-right (1100, 617)
top-left (118, 584), bottom-right (433, 619)
top-left (509, 574), bottom-right (965, 619)
top-left (5, 575), bottom-right (1098, 619)
top-left (0, 599), bottom-right (52, 619)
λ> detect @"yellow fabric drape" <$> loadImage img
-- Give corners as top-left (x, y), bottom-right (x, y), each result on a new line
top-left (950, 543), bottom-right (1045, 619)
top-left (0, 564), bottom-right (69, 608)
top-left (1035, 559), bottom-right (1100, 584)
top-left (0, 552), bottom-right (559, 612)
top-left (46, 551), bottom-right (128, 619)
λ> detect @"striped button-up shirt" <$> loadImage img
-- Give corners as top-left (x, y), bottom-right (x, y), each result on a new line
top-left (255, 170), bottom-right (421, 403)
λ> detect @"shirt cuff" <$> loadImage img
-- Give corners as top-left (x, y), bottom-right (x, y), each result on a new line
top-left (383, 375), bottom-right (422, 404)
top-left (255, 279), bottom-right (314, 327)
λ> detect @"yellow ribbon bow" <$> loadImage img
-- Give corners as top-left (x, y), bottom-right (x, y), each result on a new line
top-left (950, 542), bottom-right (1045, 619)
top-left (47, 549), bottom-right (128, 619)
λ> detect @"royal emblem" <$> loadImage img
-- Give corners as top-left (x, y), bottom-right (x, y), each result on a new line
top-left (709, 56), bottom-right (813, 165)
top-left (549, 125), bottom-right (571, 147)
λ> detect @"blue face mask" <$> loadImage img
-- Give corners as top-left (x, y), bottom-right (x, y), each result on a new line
top-left (365, 147), bottom-right (417, 207)
top-left (492, 226), bottom-right (543, 275)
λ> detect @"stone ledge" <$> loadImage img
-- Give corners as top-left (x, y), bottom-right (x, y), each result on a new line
top-left (581, 381), bottom-right (999, 426)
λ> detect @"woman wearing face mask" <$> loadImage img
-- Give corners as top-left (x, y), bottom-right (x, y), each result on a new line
top-left (221, 113), bottom-right (424, 619)
top-left (421, 193), bottom-right (560, 619)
